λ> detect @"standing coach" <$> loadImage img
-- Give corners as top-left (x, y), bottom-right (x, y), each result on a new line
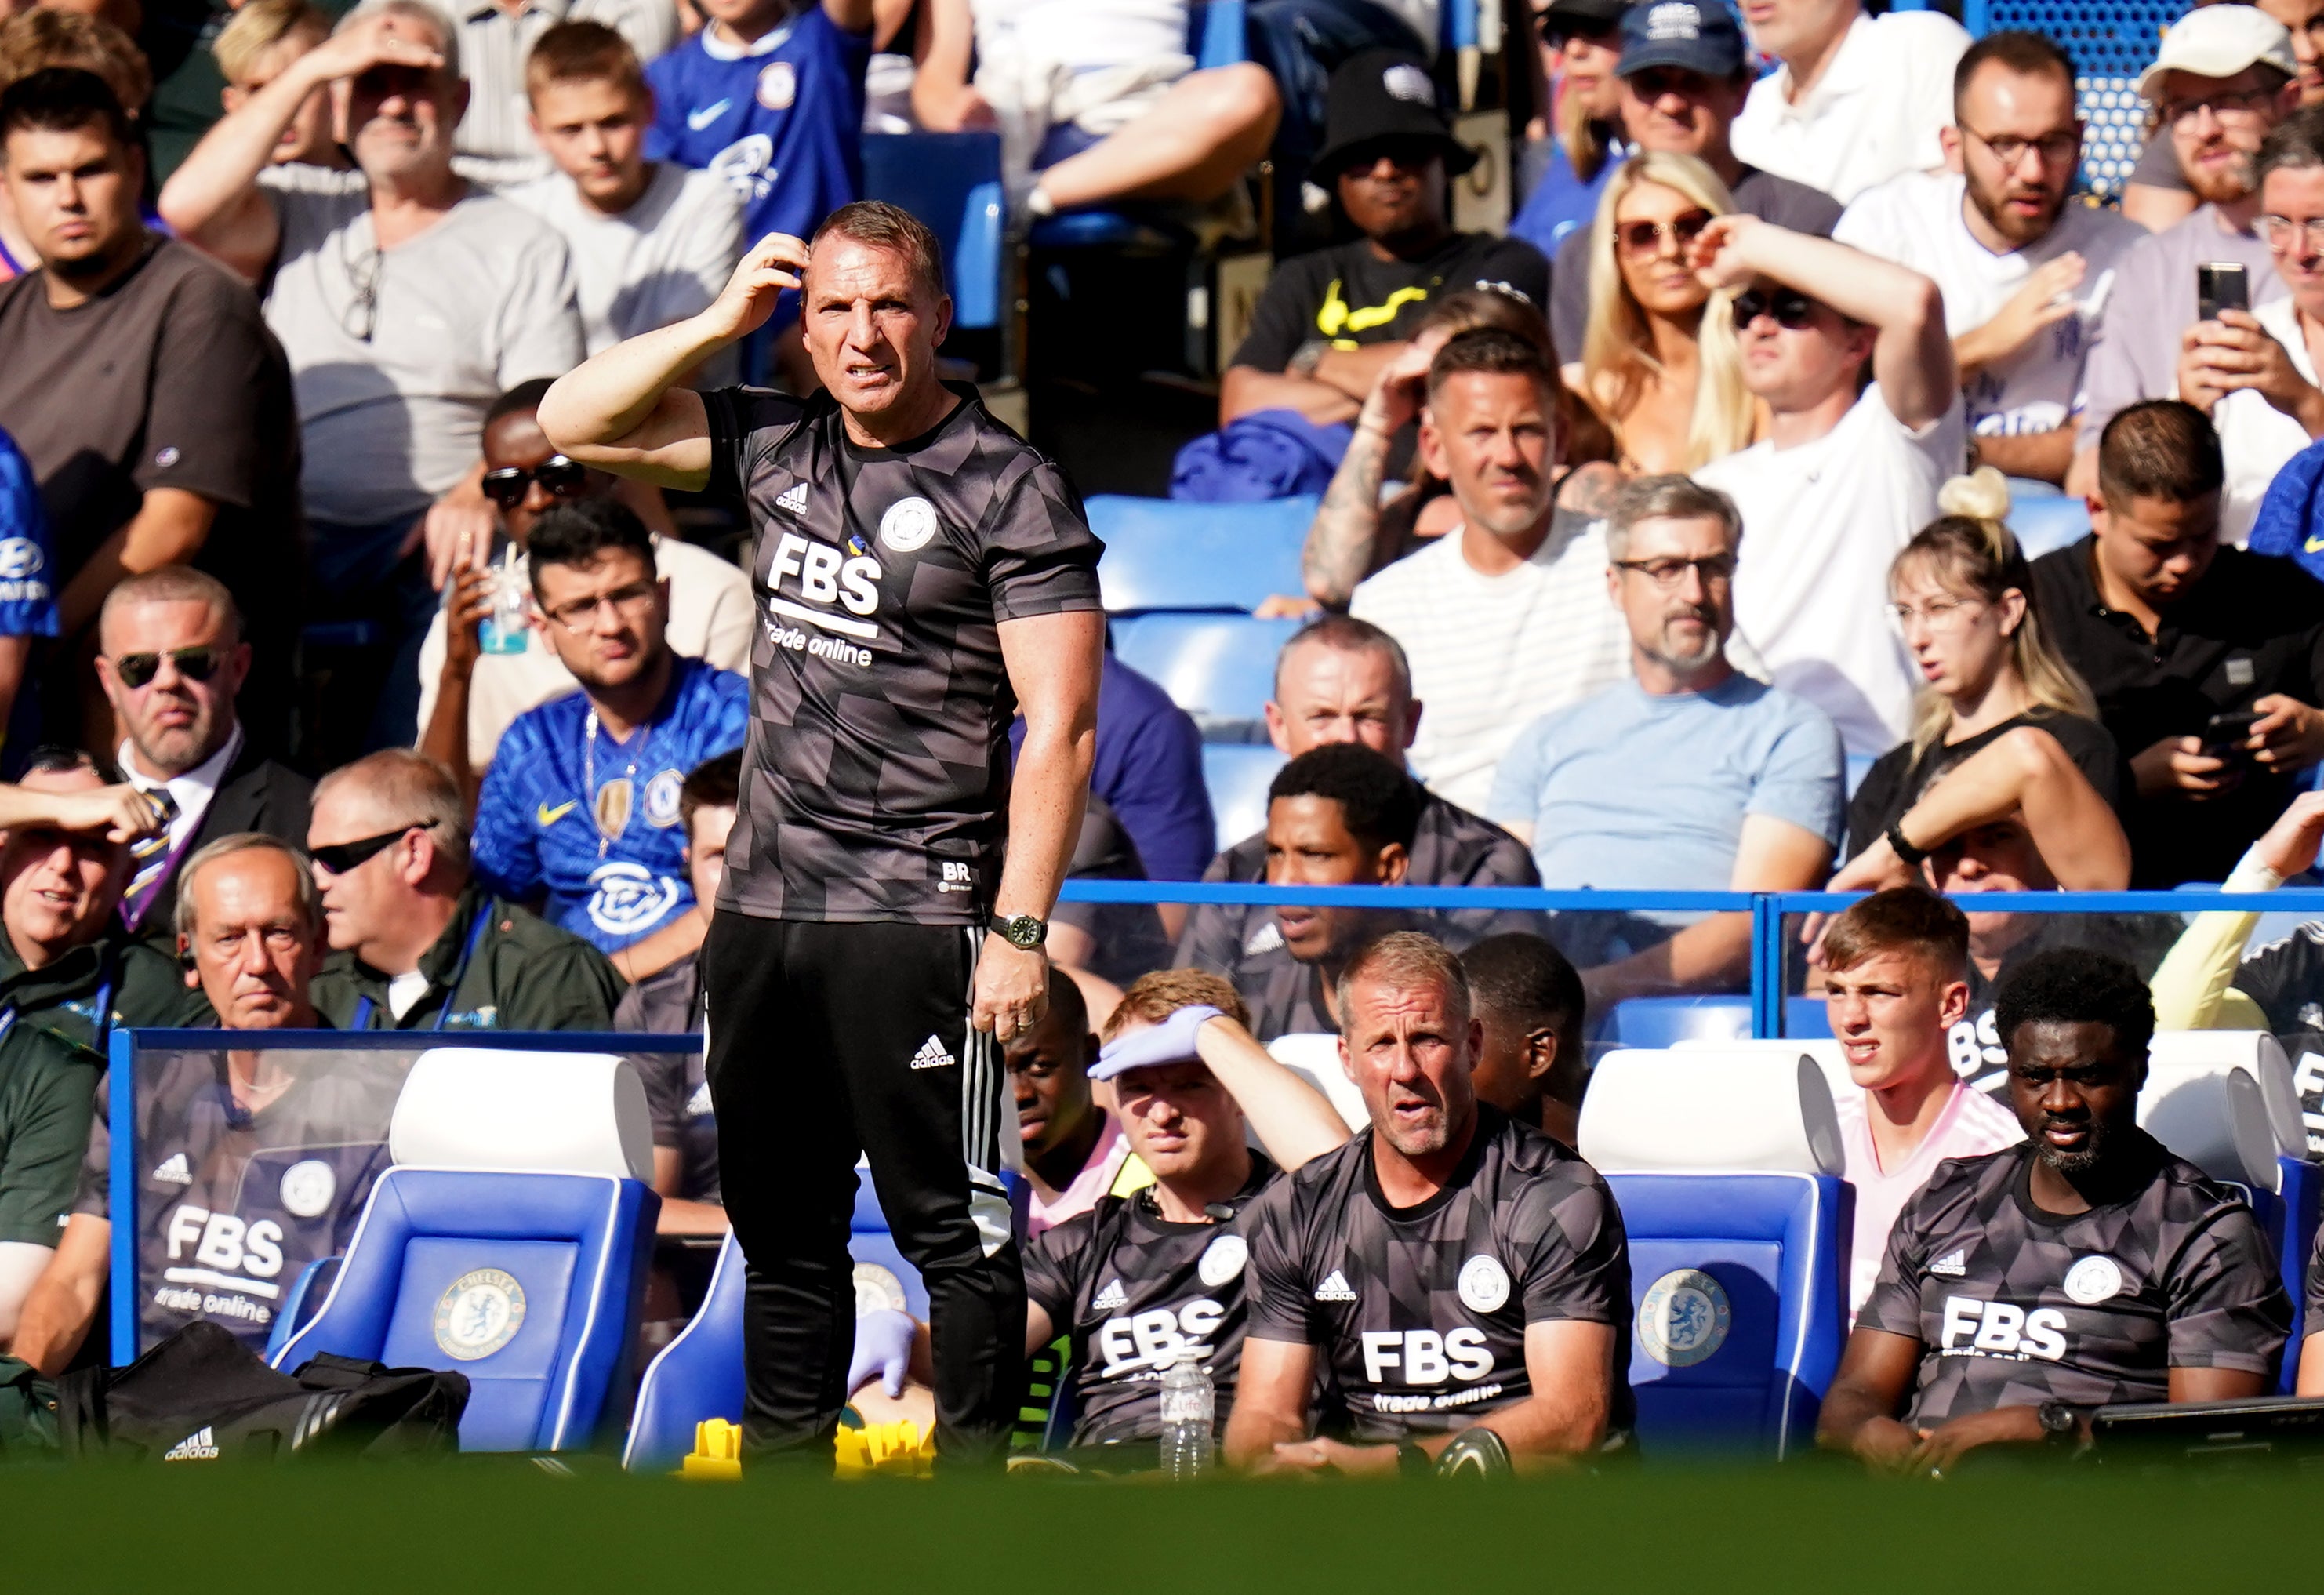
top-left (542, 204), bottom-right (1105, 1467)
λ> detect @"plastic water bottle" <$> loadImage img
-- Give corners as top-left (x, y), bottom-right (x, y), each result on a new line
top-left (1157, 1347), bottom-right (1215, 1480)
top-left (479, 545), bottom-right (529, 655)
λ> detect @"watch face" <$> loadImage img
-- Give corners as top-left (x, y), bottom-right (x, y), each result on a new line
top-left (1004, 917), bottom-right (1044, 949)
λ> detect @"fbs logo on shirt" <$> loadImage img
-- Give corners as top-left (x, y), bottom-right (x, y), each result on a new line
top-left (761, 530), bottom-right (884, 667)
top-left (1939, 1295), bottom-right (2068, 1362)
top-left (1095, 1297), bottom-right (1225, 1377)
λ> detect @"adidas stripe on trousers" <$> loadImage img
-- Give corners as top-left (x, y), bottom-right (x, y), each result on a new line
top-left (703, 911), bottom-right (1026, 1467)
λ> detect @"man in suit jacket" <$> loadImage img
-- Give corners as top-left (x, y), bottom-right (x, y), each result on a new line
top-left (94, 567), bottom-right (312, 942)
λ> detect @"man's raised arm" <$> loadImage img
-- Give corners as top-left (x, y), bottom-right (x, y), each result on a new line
top-left (539, 236), bottom-right (809, 491)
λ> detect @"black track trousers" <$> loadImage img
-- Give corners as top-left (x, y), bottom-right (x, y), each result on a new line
top-left (703, 910), bottom-right (1025, 1468)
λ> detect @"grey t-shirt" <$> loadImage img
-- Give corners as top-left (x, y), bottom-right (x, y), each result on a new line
top-left (1549, 166), bottom-right (1845, 363)
top-left (263, 185), bottom-right (585, 527)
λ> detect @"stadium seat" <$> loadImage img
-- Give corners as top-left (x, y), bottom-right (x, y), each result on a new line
top-left (1110, 612), bottom-right (1304, 738)
top-left (1672, 1036), bottom-right (1854, 1111)
top-left (1093, 494), bottom-right (1316, 613)
top-left (1265, 1032), bottom-right (1370, 1133)
top-left (268, 1048), bottom-right (660, 1452)
top-left (622, 1172), bottom-right (938, 1472)
top-left (1783, 996), bottom-right (1836, 1040)
top-left (2006, 489), bottom-right (2092, 559)
top-left (1201, 742), bottom-right (1287, 854)
top-left (1608, 995), bottom-right (1753, 1049)
top-left (861, 132), bottom-right (1003, 330)
top-left (2141, 1031), bottom-right (2318, 1390)
top-left (1581, 1047), bottom-right (1851, 1458)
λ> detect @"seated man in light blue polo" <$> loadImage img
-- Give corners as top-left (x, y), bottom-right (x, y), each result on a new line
top-left (1486, 475), bottom-right (1843, 1013)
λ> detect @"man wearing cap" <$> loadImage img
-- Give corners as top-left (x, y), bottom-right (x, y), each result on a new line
top-left (1833, 31), bottom-right (2144, 489)
top-left (1729, 0), bottom-right (1970, 205)
top-left (1529, 0), bottom-right (1847, 364)
top-left (1221, 50), bottom-right (1551, 428)
top-left (2071, 5), bottom-right (2302, 497)
top-left (2124, 0), bottom-right (2324, 232)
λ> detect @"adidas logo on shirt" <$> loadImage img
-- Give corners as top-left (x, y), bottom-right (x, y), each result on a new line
top-left (1930, 1249), bottom-right (1967, 1277)
top-left (162, 1426), bottom-right (219, 1462)
top-left (910, 1035), bottom-right (956, 1070)
top-left (775, 481), bottom-right (809, 514)
top-left (685, 1081), bottom-right (714, 1117)
top-left (1245, 920), bottom-right (1284, 957)
top-left (153, 1152), bottom-right (191, 1186)
top-left (1091, 1278), bottom-right (1128, 1312)
top-left (1313, 1270), bottom-right (1357, 1303)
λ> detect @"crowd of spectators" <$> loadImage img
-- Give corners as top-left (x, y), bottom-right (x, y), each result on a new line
top-left (0, 0), bottom-right (2316, 1465)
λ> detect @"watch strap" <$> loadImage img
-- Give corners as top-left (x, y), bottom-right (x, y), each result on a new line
top-left (1886, 819), bottom-right (1930, 867)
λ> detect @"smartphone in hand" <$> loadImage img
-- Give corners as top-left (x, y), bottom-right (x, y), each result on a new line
top-left (2205, 708), bottom-right (2264, 759)
top-left (2198, 262), bottom-right (2250, 323)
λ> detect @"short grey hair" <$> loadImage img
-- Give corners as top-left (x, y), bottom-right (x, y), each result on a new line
top-left (313, 748), bottom-right (471, 873)
top-left (1335, 930), bottom-right (1472, 1036)
top-left (1604, 474), bottom-right (1743, 561)
top-left (336, 0), bottom-right (459, 78)
top-left (174, 832), bottom-right (322, 943)
top-left (1276, 614), bottom-right (1413, 702)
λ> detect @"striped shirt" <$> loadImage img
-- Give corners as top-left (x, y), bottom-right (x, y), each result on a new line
top-left (1349, 510), bottom-right (1629, 816)
top-left (452, 0), bottom-right (681, 183)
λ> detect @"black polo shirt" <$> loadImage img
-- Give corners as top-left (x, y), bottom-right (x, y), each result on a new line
top-left (2029, 538), bottom-right (2324, 886)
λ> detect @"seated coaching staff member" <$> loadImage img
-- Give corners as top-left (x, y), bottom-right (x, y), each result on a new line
top-left (1818, 949), bottom-right (2291, 1472)
top-left (540, 202), bottom-right (1105, 1468)
top-left (1225, 932), bottom-right (1632, 1477)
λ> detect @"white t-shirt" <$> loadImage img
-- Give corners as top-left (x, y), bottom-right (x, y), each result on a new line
top-left (2213, 294), bottom-right (2324, 547)
top-left (508, 163), bottom-right (744, 384)
top-left (414, 534), bottom-right (757, 768)
top-left (1694, 387), bottom-right (1966, 758)
top-left (1349, 507), bottom-right (1631, 814)
top-left (970, 0), bottom-right (1189, 71)
top-left (1835, 170), bottom-right (2145, 439)
top-left (1731, 10), bottom-right (1970, 205)
top-left (1835, 1077), bottom-right (2023, 1319)
top-left (264, 187), bottom-right (586, 527)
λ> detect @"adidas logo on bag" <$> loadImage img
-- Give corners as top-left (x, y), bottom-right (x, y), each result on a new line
top-left (162, 1426), bottom-right (219, 1462)
top-left (1313, 1270), bottom-right (1357, 1303)
top-left (152, 1152), bottom-right (191, 1185)
top-left (775, 481), bottom-right (809, 514)
top-left (1930, 1249), bottom-right (1967, 1277)
top-left (1091, 1279), bottom-right (1128, 1311)
top-left (910, 1035), bottom-right (956, 1070)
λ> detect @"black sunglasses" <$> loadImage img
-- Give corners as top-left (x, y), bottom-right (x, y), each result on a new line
top-left (1618, 209), bottom-right (1714, 255)
top-left (113, 647), bottom-right (227, 690)
top-left (311, 820), bottom-right (437, 876)
top-left (481, 455), bottom-right (588, 508)
top-left (1731, 289), bottom-right (1821, 331)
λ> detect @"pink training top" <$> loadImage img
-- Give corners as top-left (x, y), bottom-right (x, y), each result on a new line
top-left (1025, 1113), bottom-right (1131, 1238)
top-left (1835, 1081), bottom-right (2024, 1321)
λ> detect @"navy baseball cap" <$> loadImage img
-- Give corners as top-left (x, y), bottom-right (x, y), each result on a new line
top-left (1619, 1), bottom-right (1748, 78)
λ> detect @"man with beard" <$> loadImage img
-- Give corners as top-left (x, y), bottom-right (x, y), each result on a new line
top-left (2124, 0), bottom-right (2324, 231)
top-left (2072, 5), bottom-right (2301, 497)
top-left (1225, 932), bottom-right (1632, 1475)
top-left (1834, 33), bottom-right (2144, 489)
top-left (1486, 475), bottom-right (1842, 1011)
top-left (1818, 948), bottom-right (2291, 1472)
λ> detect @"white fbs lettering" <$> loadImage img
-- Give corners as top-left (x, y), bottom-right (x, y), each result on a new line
top-left (768, 532), bottom-right (880, 616)
top-left (1940, 1296), bottom-right (2068, 1362)
top-left (165, 1204), bottom-right (285, 1281)
top-left (1360, 1328), bottom-right (1494, 1386)
top-left (1096, 1299), bottom-right (1226, 1375)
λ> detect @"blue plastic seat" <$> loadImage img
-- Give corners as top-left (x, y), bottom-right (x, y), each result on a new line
top-left (861, 131), bottom-right (1004, 329)
top-left (1110, 613), bottom-right (1303, 736)
top-left (2008, 490), bottom-right (2092, 559)
top-left (1610, 994), bottom-right (1753, 1050)
top-left (270, 1167), bottom-right (657, 1451)
top-left (1201, 743), bottom-right (1287, 854)
top-left (2277, 1155), bottom-right (2320, 1387)
top-left (1092, 494), bottom-right (1316, 612)
top-left (1784, 996), bottom-right (1835, 1040)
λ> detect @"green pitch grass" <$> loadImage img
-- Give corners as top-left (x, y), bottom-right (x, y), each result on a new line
top-left (12, 1455), bottom-right (2320, 1593)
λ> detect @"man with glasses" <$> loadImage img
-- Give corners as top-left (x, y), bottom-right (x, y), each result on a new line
top-left (2124, 0), bottom-right (2324, 231)
top-left (416, 379), bottom-right (751, 802)
top-left (158, 0), bottom-right (584, 752)
top-left (1834, 32), bottom-right (2144, 490)
top-left (95, 569), bottom-right (314, 946)
top-left (309, 748), bottom-right (620, 1031)
top-left (2181, 107), bottom-right (2324, 540)
top-left (1485, 475), bottom-right (1842, 1010)
top-left (0, 68), bottom-right (299, 753)
top-left (469, 498), bottom-right (748, 957)
top-left (2072, 5), bottom-right (2301, 498)
top-left (1690, 214), bottom-right (1962, 759)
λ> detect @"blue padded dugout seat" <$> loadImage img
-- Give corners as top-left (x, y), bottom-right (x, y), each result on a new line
top-left (1582, 1047), bottom-right (1851, 1458)
top-left (2141, 1032), bottom-right (2318, 1390)
top-left (1608, 994), bottom-right (1752, 1050)
top-left (623, 1172), bottom-right (935, 1471)
top-left (1201, 742), bottom-right (1287, 854)
top-left (1111, 613), bottom-right (1303, 737)
top-left (269, 1049), bottom-right (660, 1452)
top-left (1093, 494), bottom-right (1316, 613)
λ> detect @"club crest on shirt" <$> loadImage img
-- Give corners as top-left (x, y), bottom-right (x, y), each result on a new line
top-left (643, 768), bottom-right (684, 829)
top-left (1457, 1253), bottom-right (1510, 1313)
top-left (757, 60), bottom-right (796, 110)
top-left (880, 496), bottom-right (939, 553)
top-left (1199, 1233), bottom-right (1248, 1287)
top-left (1636, 1268), bottom-right (1731, 1367)
top-left (277, 1159), bottom-right (336, 1219)
top-left (594, 776), bottom-right (634, 838)
top-left (2063, 1255), bottom-right (2124, 1305)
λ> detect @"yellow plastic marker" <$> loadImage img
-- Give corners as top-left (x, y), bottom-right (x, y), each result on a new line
top-left (834, 1418), bottom-right (936, 1478)
top-left (680, 1417), bottom-right (743, 1480)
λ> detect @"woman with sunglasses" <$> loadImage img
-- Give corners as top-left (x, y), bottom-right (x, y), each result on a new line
top-left (1574, 151), bottom-right (1756, 474)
